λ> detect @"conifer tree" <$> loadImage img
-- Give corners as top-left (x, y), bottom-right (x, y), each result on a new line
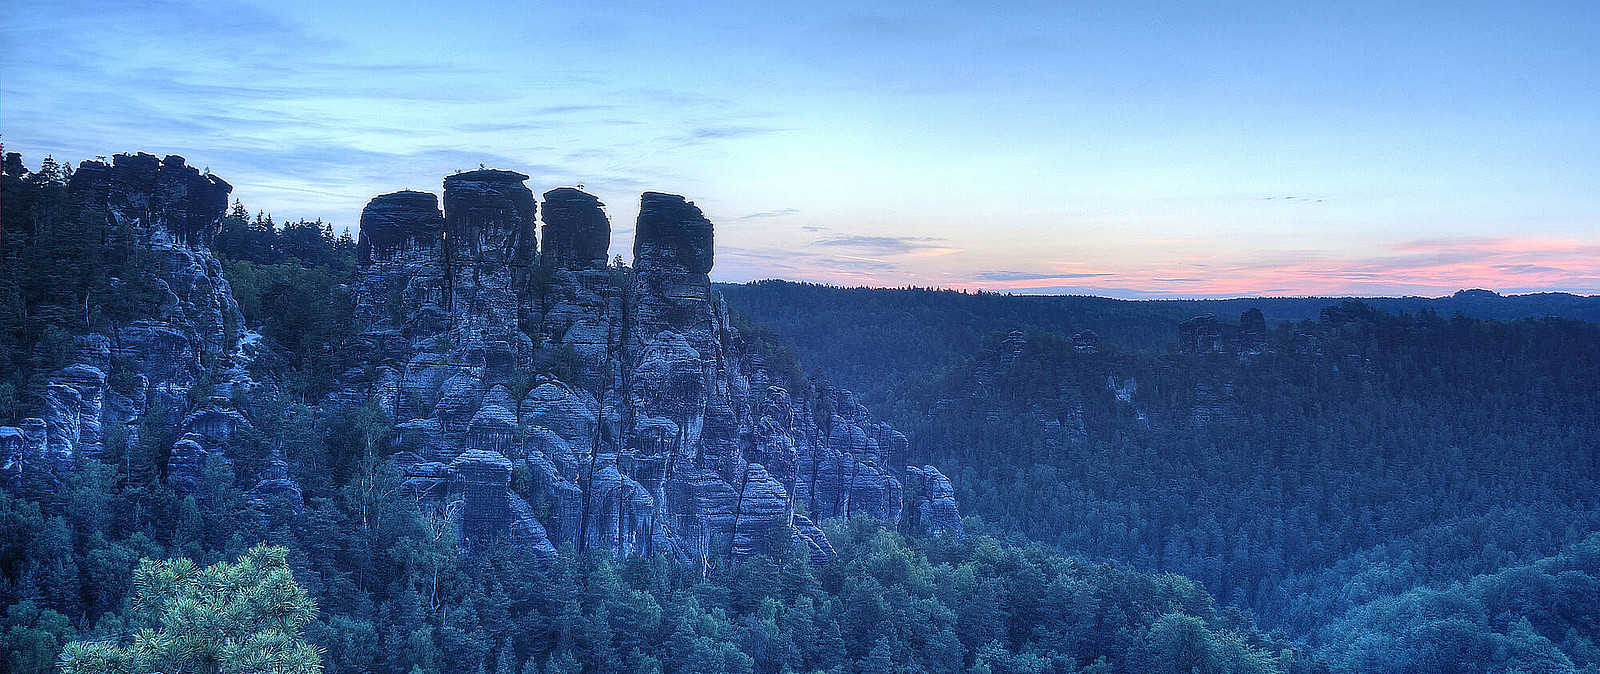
top-left (58, 545), bottom-right (322, 674)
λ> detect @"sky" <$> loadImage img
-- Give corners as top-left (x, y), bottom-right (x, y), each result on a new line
top-left (3, 0), bottom-right (1597, 298)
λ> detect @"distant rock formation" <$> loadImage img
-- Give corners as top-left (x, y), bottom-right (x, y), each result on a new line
top-left (1172, 309), bottom-right (1271, 426)
top-left (1238, 308), bottom-right (1267, 354)
top-left (1071, 330), bottom-right (1101, 354)
top-left (1002, 330), bottom-right (1027, 365)
top-left (1178, 309), bottom-right (1269, 357)
top-left (1178, 313), bottom-right (1236, 354)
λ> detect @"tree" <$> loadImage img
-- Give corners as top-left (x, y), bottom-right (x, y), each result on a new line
top-left (1146, 613), bottom-right (1211, 674)
top-left (58, 545), bottom-right (322, 674)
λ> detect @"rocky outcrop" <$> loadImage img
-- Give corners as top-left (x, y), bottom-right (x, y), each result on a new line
top-left (1002, 330), bottom-right (1027, 365)
top-left (442, 169), bottom-right (537, 349)
top-left (1178, 313), bottom-right (1236, 354)
top-left (1178, 309), bottom-right (1269, 356)
top-left (353, 190), bottom-right (448, 337)
top-left (0, 153), bottom-right (298, 514)
top-left (4, 153), bottom-right (960, 568)
top-left (906, 465), bottom-right (964, 537)
top-left (1173, 311), bottom-right (1272, 426)
top-left (1072, 330), bottom-right (1101, 354)
top-left (350, 174), bottom-right (960, 564)
top-left (356, 190), bottom-right (446, 264)
top-left (452, 450), bottom-right (519, 550)
top-left (2, 152), bottom-right (24, 178)
top-left (540, 188), bottom-right (610, 269)
top-left (68, 153), bottom-right (232, 250)
top-left (1239, 308), bottom-right (1267, 354)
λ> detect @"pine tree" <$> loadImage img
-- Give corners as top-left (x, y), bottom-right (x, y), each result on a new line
top-left (58, 545), bottom-right (322, 674)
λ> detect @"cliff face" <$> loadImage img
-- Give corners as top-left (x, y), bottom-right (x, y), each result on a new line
top-left (353, 175), bottom-right (962, 565)
top-left (2, 153), bottom-right (296, 514)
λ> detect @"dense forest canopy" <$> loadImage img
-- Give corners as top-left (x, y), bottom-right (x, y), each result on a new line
top-left (722, 281), bottom-right (1600, 672)
top-left (714, 280), bottom-right (1600, 413)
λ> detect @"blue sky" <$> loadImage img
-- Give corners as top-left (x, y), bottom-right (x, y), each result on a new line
top-left (4, 0), bottom-right (1597, 297)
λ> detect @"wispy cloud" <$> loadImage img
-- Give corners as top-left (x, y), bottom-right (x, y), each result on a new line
top-left (715, 244), bottom-right (904, 287)
top-left (668, 125), bottom-right (788, 146)
top-left (974, 270), bottom-right (1113, 282)
top-left (2, 0), bottom-right (803, 234)
top-left (813, 235), bottom-right (946, 254)
top-left (738, 208), bottom-right (801, 220)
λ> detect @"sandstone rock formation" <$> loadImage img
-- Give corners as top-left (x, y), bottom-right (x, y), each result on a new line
top-left (0, 153), bottom-right (296, 515)
top-left (1178, 313), bottom-right (1236, 354)
top-left (69, 152), bottom-right (232, 249)
top-left (1178, 309), bottom-right (1270, 357)
top-left (1071, 329), bottom-right (1101, 354)
top-left (352, 176), bottom-right (962, 564)
top-left (2, 155), bottom-right (962, 567)
top-left (539, 187), bottom-right (610, 269)
top-left (1172, 309), bottom-right (1276, 427)
top-left (1239, 308), bottom-right (1267, 354)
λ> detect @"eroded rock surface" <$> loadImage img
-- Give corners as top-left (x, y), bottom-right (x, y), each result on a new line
top-left (351, 176), bottom-right (962, 564)
top-left (540, 187), bottom-right (610, 269)
top-left (2, 153), bottom-right (297, 516)
top-left (3, 155), bottom-right (962, 567)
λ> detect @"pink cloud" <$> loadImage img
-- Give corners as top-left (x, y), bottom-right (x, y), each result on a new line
top-left (1064, 237), bottom-right (1600, 297)
top-left (716, 236), bottom-right (1600, 298)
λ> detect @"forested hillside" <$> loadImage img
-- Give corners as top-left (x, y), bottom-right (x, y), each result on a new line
top-left (716, 280), bottom-right (1600, 412)
top-left (2, 153), bottom-right (1304, 673)
top-left (723, 281), bottom-right (1600, 672)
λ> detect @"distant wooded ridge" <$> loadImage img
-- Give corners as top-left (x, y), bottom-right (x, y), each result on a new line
top-left (716, 280), bottom-right (1600, 326)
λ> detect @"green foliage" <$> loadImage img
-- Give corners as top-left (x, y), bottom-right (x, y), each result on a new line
top-left (726, 283), bottom-right (1600, 673)
top-left (1, 449), bottom-right (1292, 674)
top-left (0, 157), bottom-right (171, 422)
top-left (223, 259), bottom-right (357, 401)
top-left (3, 600), bottom-right (76, 674)
top-left (58, 545), bottom-right (322, 674)
top-left (214, 207), bottom-right (354, 272)
top-left (729, 312), bottom-right (811, 402)
top-left (1314, 534), bottom-right (1600, 673)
